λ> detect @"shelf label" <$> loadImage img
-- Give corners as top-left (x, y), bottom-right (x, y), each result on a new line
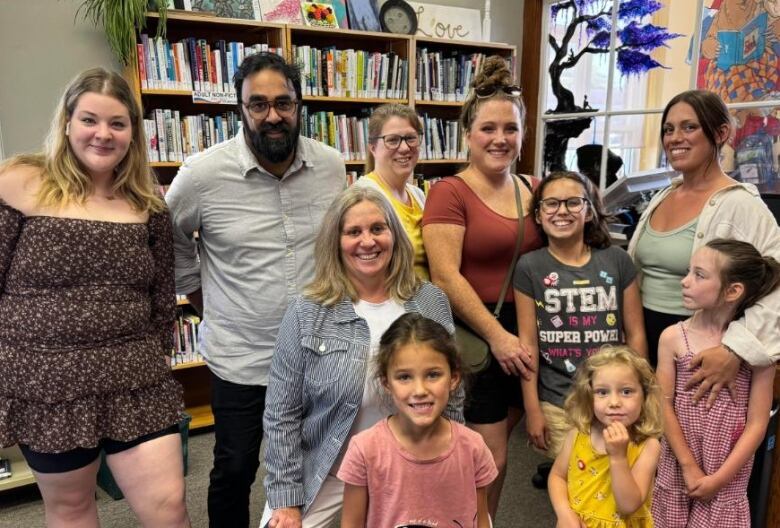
top-left (192, 91), bottom-right (237, 105)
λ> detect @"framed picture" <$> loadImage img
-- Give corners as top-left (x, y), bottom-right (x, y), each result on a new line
top-left (190, 0), bottom-right (262, 19)
top-left (258, 0), bottom-right (304, 24)
top-left (302, 2), bottom-right (339, 28)
top-left (330, 0), bottom-right (349, 29)
top-left (346, 0), bottom-right (380, 32)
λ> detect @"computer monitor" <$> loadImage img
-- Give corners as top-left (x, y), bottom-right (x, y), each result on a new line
top-left (602, 167), bottom-right (676, 213)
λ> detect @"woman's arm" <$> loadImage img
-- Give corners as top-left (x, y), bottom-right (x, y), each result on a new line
top-left (147, 210), bottom-right (178, 355)
top-left (689, 364), bottom-right (775, 501)
top-left (515, 289), bottom-right (547, 449)
top-left (605, 423), bottom-right (660, 515)
top-left (548, 430), bottom-right (584, 527)
top-left (657, 327), bottom-right (705, 491)
top-left (621, 280), bottom-right (648, 358)
top-left (263, 300), bottom-right (307, 512)
top-left (340, 484), bottom-right (369, 528)
top-left (423, 223), bottom-right (532, 378)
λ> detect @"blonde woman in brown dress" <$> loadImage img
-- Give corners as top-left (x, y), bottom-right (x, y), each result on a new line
top-left (0, 68), bottom-right (189, 527)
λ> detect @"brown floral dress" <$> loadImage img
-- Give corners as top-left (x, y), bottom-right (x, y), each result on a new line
top-left (0, 201), bottom-right (184, 453)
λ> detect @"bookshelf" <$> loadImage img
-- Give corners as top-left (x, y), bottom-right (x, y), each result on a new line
top-left (123, 11), bottom-right (516, 432)
top-left (0, 446), bottom-right (35, 492)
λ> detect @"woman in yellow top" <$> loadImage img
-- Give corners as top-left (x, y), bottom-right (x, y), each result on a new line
top-left (354, 104), bottom-right (428, 280)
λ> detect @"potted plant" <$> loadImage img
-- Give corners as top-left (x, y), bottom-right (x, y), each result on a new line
top-left (76, 0), bottom-right (168, 66)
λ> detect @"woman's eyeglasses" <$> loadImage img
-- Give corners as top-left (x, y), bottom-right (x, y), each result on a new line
top-left (370, 134), bottom-right (422, 149)
top-left (539, 196), bottom-right (589, 214)
top-left (474, 84), bottom-right (523, 99)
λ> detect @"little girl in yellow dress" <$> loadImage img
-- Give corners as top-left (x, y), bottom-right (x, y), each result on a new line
top-left (548, 346), bottom-right (663, 527)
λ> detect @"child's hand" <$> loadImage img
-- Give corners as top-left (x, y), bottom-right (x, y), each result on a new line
top-left (688, 474), bottom-right (722, 501)
top-left (602, 422), bottom-right (629, 458)
top-left (681, 463), bottom-right (706, 494)
top-left (555, 509), bottom-right (586, 528)
top-left (526, 408), bottom-right (548, 450)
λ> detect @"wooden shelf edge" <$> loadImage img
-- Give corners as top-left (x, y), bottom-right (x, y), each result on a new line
top-left (415, 100), bottom-right (464, 107)
top-left (151, 162), bottom-right (182, 168)
top-left (172, 360), bottom-right (207, 371)
top-left (187, 405), bottom-right (215, 430)
top-left (414, 35), bottom-right (514, 50)
top-left (148, 11), bottom-right (286, 30)
top-left (303, 96), bottom-right (408, 104)
top-left (142, 89), bottom-right (193, 96)
top-left (0, 446), bottom-right (35, 492)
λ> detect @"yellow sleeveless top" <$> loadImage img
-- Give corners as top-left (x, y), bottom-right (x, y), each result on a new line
top-left (568, 431), bottom-right (653, 528)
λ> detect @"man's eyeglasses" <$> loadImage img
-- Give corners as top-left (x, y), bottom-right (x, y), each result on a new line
top-left (370, 134), bottom-right (422, 149)
top-left (242, 98), bottom-right (298, 119)
top-left (539, 196), bottom-right (589, 214)
top-left (475, 84), bottom-right (523, 99)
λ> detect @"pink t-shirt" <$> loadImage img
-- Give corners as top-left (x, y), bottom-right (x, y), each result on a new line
top-left (337, 418), bottom-right (498, 528)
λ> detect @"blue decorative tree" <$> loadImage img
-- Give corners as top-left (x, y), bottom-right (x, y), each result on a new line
top-left (544, 0), bottom-right (682, 173)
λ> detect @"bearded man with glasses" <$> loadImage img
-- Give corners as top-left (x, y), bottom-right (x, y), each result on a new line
top-left (166, 51), bottom-right (346, 528)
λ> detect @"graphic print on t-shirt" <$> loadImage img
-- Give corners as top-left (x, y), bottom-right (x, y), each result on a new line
top-left (514, 246), bottom-right (637, 407)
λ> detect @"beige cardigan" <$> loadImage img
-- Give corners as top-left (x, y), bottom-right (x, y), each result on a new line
top-left (627, 177), bottom-right (780, 366)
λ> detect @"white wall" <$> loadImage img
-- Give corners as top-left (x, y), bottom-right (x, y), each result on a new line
top-left (0, 0), bottom-right (523, 158)
top-left (0, 0), bottom-right (120, 158)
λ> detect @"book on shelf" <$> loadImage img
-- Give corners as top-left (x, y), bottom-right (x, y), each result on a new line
top-left (415, 49), bottom-right (488, 103)
top-left (301, 106), bottom-right (369, 162)
top-left (171, 312), bottom-right (203, 367)
top-left (145, 110), bottom-right (241, 163)
top-left (292, 45), bottom-right (408, 99)
top-left (137, 34), bottom-right (283, 94)
top-left (0, 458), bottom-right (11, 480)
top-left (418, 113), bottom-right (466, 161)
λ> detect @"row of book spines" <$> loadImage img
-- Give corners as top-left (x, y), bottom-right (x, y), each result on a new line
top-left (301, 109), bottom-right (369, 161)
top-left (415, 49), bottom-right (487, 102)
top-left (292, 45), bottom-right (409, 100)
top-left (137, 34), bottom-right (283, 92)
top-left (420, 115), bottom-right (467, 161)
top-left (144, 109), bottom-right (241, 163)
top-left (171, 313), bottom-right (202, 367)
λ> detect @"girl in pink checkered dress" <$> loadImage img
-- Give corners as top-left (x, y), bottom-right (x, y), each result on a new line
top-left (652, 239), bottom-right (780, 527)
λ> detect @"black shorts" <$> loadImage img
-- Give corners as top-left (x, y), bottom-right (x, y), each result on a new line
top-left (19, 424), bottom-right (179, 474)
top-left (458, 302), bottom-right (524, 424)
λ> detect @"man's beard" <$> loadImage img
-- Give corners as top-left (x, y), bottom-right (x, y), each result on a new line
top-left (247, 120), bottom-right (299, 164)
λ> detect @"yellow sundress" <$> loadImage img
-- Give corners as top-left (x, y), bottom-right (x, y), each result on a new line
top-left (567, 431), bottom-right (653, 528)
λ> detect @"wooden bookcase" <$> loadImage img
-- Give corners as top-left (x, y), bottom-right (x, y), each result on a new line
top-left (125, 12), bottom-right (516, 433)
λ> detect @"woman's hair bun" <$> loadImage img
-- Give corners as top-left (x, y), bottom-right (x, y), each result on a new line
top-left (472, 55), bottom-right (512, 90)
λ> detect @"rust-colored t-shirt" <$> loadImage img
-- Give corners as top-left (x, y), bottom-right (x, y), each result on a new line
top-left (422, 176), bottom-right (543, 303)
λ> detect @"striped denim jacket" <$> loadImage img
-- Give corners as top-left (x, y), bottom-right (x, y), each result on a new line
top-left (263, 281), bottom-right (463, 512)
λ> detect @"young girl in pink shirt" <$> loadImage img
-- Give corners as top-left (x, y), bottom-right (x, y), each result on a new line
top-left (338, 313), bottom-right (497, 528)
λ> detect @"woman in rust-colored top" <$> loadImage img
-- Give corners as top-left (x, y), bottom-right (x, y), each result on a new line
top-left (422, 55), bottom-right (543, 518)
top-left (0, 68), bottom-right (189, 527)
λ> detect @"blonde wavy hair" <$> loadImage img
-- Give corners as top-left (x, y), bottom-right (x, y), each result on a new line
top-left (304, 186), bottom-right (420, 306)
top-left (460, 55), bottom-right (526, 133)
top-left (2, 67), bottom-right (163, 213)
top-left (564, 345), bottom-right (663, 443)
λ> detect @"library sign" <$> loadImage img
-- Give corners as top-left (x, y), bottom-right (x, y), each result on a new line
top-left (192, 92), bottom-right (237, 105)
top-left (408, 2), bottom-right (482, 41)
